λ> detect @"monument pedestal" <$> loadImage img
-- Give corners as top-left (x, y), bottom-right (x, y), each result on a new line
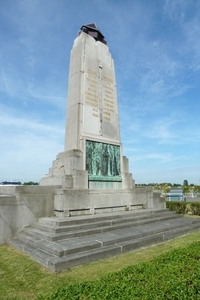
top-left (40, 148), bottom-right (134, 190)
top-left (54, 187), bottom-right (147, 217)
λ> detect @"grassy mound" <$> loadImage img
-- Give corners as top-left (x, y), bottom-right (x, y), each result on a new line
top-left (41, 241), bottom-right (200, 300)
top-left (1, 230), bottom-right (200, 299)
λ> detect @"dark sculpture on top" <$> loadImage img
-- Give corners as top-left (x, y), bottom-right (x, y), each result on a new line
top-left (79, 23), bottom-right (107, 45)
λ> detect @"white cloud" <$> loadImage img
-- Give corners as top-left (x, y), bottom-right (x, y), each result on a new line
top-left (164, 0), bottom-right (188, 21)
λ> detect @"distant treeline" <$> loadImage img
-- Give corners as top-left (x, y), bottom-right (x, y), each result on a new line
top-left (23, 181), bottom-right (39, 185)
top-left (135, 183), bottom-right (182, 187)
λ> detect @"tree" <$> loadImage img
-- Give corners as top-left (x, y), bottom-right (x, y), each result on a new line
top-left (162, 184), bottom-right (171, 193)
top-left (23, 181), bottom-right (39, 185)
top-left (194, 185), bottom-right (200, 193)
top-left (183, 186), bottom-right (191, 194)
top-left (183, 180), bottom-right (188, 186)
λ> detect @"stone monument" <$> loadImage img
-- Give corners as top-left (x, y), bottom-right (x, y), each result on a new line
top-left (40, 23), bottom-right (133, 190)
top-left (0, 24), bottom-right (166, 252)
top-left (40, 24), bottom-right (137, 216)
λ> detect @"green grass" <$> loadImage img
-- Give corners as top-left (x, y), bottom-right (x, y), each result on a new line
top-left (46, 242), bottom-right (200, 300)
top-left (1, 231), bottom-right (200, 299)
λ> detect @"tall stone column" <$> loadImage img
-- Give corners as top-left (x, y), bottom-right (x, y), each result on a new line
top-left (40, 24), bottom-right (134, 189)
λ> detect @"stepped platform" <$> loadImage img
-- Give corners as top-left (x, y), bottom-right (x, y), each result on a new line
top-left (9, 209), bottom-right (200, 272)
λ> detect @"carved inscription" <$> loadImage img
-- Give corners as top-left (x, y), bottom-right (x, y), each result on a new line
top-left (102, 80), bottom-right (115, 122)
top-left (85, 69), bottom-right (99, 119)
top-left (85, 68), bottom-right (115, 122)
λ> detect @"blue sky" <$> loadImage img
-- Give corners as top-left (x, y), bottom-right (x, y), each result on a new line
top-left (0, 0), bottom-right (200, 184)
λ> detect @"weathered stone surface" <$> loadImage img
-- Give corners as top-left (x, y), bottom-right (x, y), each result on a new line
top-left (0, 186), bottom-right (57, 245)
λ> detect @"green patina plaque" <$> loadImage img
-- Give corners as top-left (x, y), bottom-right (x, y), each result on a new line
top-left (86, 140), bottom-right (121, 180)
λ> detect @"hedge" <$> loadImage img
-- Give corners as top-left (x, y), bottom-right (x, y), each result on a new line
top-left (166, 201), bottom-right (200, 215)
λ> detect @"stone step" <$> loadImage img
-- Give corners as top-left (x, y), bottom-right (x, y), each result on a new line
top-left (23, 226), bottom-right (103, 241)
top-left (24, 212), bottom-right (182, 242)
top-left (15, 232), bottom-right (102, 257)
top-left (13, 217), bottom-right (196, 257)
top-left (9, 218), bottom-right (200, 272)
top-left (34, 210), bottom-right (179, 233)
top-left (8, 210), bottom-right (200, 272)
top-left (37, 209), bottom-right (171, 227)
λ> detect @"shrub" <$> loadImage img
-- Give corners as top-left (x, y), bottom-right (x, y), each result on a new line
top-left (166, 201), bottom-right (200, 215)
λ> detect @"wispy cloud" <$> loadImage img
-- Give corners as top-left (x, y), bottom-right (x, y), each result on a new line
top-left (129, 152), bottom-right (188, 164)
top-left (0, 107), bottom-right (64, 136)
top-left (113, 1), bottom-right (200, 110)
top-left (164, 0), bottom-right (189, 21)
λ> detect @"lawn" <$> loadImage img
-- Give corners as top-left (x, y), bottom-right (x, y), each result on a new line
top-left (1, 230), bottom-right (200, 299)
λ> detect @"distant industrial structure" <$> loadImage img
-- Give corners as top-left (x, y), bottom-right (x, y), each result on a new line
top-left (167, 189), bottom-right (186, 201)
top-left (1, 180), bottom-right (21, 185)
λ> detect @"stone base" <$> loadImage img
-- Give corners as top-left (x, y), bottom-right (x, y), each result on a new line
top-left (54, 187), bottom-right (166, 217)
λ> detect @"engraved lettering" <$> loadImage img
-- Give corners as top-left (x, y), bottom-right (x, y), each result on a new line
top-left (102, 75), bottom-right (113, 83)
top-left (92, 113), bottom-right (99, 118)
top-left (88, 69), bottom-right (97, 75)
